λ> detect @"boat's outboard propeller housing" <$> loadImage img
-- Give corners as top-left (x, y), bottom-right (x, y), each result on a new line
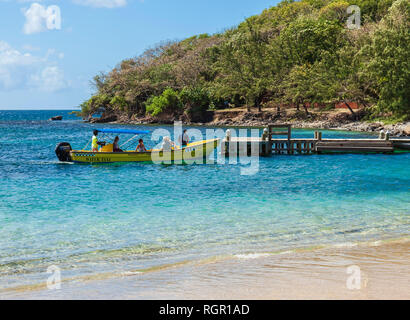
top-left (55, 142), bottom-right (72, 162)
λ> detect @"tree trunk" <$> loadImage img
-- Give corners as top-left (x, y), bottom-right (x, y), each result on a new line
top-left (344, 101), bottom-right (357, 120)
top-left (139, 103), bottom-right (146, 115)
top-left (255, 98), bottom-right (262, 112)
top-left (303, 103), bottom-right (309, 116)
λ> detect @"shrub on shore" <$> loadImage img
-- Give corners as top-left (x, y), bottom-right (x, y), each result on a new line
top-left (81, 0), bottom-right (410, 123)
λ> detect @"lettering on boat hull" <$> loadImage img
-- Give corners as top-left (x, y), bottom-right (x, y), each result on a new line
top-left (85, 157), bottom-right (112, 163)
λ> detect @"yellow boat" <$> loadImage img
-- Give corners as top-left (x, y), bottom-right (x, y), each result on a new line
top-left (55, 129), bottom-right (220, 164)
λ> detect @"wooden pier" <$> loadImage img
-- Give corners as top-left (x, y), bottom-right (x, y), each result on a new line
top-left (222, 124), bottom-right (410, 157)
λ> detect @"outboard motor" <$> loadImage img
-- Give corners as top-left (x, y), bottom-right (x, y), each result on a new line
top-left (55, 142), bottom-right (72, 162)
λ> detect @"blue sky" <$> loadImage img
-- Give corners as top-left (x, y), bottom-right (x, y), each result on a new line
top-left (0, 0), bottom-right (279, 109)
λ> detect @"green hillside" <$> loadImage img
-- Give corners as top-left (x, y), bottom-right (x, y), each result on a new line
top-left (80, 0), bottom-right (409, 123)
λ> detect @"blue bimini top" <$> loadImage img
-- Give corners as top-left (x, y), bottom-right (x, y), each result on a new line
top-left (96, 129), bottom-right (150, 135)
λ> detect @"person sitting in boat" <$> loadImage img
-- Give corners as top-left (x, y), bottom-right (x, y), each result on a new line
top-left (179, 130), bottom-right (190, 147)
top-left (113, 136), bottom-right (123, 153)
top-left (161, 136), bottom-right (176, 152)
top-left (136, 139), bottom-right (147, 153)
top-left (92, 130), bottom-right (105, 152)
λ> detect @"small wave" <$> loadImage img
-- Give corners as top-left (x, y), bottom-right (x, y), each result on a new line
top-left (28, 160), bottom-right (68, 165)
top-left (0, 160), bottom-right (71, 166)
top-left (0, 244), bottom-right (175, 277)
top-left (333, 242), bottom-right (358, 248)
top-left (278, 250), bottom-right (295, 255)
top-left (235, 253), bottom-right (271, 260)
top-left (120, 271), bottom-right (142, 277)
top-left (336, 228), bottom-right (364, 235)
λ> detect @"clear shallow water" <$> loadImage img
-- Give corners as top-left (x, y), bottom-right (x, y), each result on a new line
top-left (0, 110), bottom-right (409, 290)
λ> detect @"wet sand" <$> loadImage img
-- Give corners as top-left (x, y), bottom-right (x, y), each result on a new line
top-left (2, 239), bottom-right (409, 300)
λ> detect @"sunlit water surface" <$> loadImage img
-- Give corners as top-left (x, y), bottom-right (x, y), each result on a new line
top-left (0, 110), bottom-right (409, 290)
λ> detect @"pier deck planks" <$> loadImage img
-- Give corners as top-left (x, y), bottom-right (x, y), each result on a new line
top-left (222, 126), bottom-right (409, 156)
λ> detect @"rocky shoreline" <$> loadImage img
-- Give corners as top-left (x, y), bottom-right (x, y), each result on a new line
top-left (90, 111), bottom-right (410, 137)
top-left (286, 120), bottom-right (410, 137)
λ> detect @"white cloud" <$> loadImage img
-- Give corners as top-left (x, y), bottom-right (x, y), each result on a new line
top-left (0, 41), bottom-right (68, 92)
top-left (22, 3), bottom-right (47, 34)
top-left (22, 3), bottom-right (61, 35)
top-left (22, 44), bottom-right (41, 51)
top-left (29, 66), bottom-right (67, 92)
top-left (72, 0), bottom-right (127, 8)
top-left (0, 41), bottom-right (37, 90)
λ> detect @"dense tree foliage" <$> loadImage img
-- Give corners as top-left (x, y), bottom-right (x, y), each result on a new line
top-left (360, 0), bottom-right (410, 120)
top-left (81, 0), bottom-right (410, 122)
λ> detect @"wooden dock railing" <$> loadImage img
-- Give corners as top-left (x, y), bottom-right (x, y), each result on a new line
top-left (222, 124), bottom-right (409, 157)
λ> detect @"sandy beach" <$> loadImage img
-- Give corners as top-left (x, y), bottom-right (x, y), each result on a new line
top-left (2, 238), bottom-right (409, 300)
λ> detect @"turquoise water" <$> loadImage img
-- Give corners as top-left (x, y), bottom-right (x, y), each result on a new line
top-left (0, 110), bottom-right (409, 290)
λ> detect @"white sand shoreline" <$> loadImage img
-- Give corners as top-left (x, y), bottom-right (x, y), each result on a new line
top-left (2, 238), bottom-right (409, 300)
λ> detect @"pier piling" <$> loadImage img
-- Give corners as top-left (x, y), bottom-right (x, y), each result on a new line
top-left (222, 124), bottom-right (409, 157)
